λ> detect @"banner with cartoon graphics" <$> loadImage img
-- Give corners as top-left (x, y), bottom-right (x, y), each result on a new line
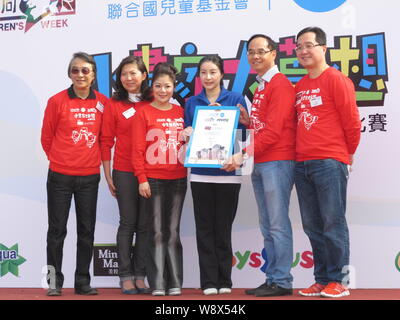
top-left (1, 0), bottom-right (399, 288)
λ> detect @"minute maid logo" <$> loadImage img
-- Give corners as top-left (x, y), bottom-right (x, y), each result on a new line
top-left (0, 0), bottom-right (76, 33)
top-left (293, 0), bottom-right (346, 12)
top-left (0, 243), bottom-right (26, 277)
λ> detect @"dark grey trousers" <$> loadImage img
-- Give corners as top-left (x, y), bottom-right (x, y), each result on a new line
top-left (113, 170), bottom-right (149, 281)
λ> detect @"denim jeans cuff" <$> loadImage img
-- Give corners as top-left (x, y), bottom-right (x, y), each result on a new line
top-left (119, 276), bottom-right (133, 282)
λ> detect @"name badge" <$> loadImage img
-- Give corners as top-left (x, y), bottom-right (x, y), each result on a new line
top-left (123, 107), bottom-right (136, 119)
top-left (96, 101), bottom-right (104, 113)
top-left (310, 96), bottom-right (322, 107)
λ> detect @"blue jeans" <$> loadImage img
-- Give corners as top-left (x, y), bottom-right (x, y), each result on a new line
top-left (294, 159), bottom-right (349, 284)
top-left (251, 160), bottom-right (295, 289)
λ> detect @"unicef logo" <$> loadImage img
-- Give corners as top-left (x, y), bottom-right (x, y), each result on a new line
top-left (293, 0), bottom-right (347, 12)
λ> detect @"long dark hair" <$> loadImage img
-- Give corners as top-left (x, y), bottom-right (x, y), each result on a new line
top-left (112, 56), bottom-right (149, 102)
top-left (142, 62), bottom-right (178, 102)
top-left (197, 55), bottom-right (224, 86)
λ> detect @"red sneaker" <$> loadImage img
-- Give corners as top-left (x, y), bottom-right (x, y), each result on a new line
top-left (320, 282), bottom-right (350, 298)
top-left (298, 283), bottom-right (326, 297)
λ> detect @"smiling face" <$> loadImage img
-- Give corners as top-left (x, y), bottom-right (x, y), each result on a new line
top-left (152, 74), bottom-right (175, 106)
top-left (120, 63), bottom-right (147, 94)
top-left (199, 61), bottom-right (223, 92)
top-left (68, 58), bottom-right (95, 91)
top-left (247, 36), bottom-right (276, 76)
top-left (295, 32), bottom-right (327, 70)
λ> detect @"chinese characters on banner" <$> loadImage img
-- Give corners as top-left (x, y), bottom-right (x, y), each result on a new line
top-left (107, 0), bottom-right (248, 19)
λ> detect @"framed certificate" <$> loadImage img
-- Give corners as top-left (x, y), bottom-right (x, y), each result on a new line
top-left (184, 106), bottom-right (240, 168)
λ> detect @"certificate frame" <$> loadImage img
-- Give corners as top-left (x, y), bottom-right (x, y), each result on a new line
top-left (184, 106), bottom-right (240, 168)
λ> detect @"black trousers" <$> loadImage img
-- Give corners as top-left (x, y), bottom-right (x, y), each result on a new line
top-left (46, 169), bottom-right (100, 289)
top-left (113, 170), bottom-right (148, 281)
top-left (144, 177), bottom-right (187, 290)
top-left (191, 182), bottom-right (241, 290)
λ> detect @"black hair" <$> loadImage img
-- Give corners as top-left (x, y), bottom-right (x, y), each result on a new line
top-left (247, 34), bottom-right (277, 51)
top-left (142, 63), bottom-right (178, 102)
top-left (296, 27), bottom-right (327, 45)
top-left (197, 55), bottom-right (224, 86)
top-left (112, 55), bottom-right (149, 102)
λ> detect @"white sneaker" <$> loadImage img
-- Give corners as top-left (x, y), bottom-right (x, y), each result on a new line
top-left (203, 288), bottom-right (218, 295)
top-left (168, 288), bottom-right (182, 296)
top-left (218, 288), bottom-right (232, 294)
top-left (152, 289), bottom-right (165, 296)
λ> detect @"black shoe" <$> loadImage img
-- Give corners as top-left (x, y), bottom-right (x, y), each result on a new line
top-left (134, 280), bottom-right (152, 294)
top-left (136, 287), bottom-right (152, 294)
top-left (47, 288), bottom-right (62, 296)
top-left (75, 285), bottom-right (98, 295)
top-left (255, 283), bottom-right (292, 297)
top-left (245, 283), bottom-right (269, 295)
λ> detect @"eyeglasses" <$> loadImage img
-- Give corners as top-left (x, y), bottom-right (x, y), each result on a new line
top-left (247, 49), bottom-right (275, 57)
top-left (70, 67), bottom-right (92, 75)
top-left (295, 43), bottom-right (325, 52)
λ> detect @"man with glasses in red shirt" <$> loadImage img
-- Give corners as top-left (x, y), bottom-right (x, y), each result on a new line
top-left (294, 27), bottom-right (361, 298)
top-left (241, 34), bottom-right (297, 297)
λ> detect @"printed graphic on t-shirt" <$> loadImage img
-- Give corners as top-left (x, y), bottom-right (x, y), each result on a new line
top-left (298, 111), bottom-right (318, 130)
top-left (250, 92), bottom-right (266, 133)
top-left (69, 106), bottom-right (99, 148)
top-left (70, 107), bottom-right (98, 126)
top-left (72, 127), bottom-right (96, 148)
top-left (158, 117), bottom-right (185, 152)
top-left (296, 89), bottom-right (321, 130)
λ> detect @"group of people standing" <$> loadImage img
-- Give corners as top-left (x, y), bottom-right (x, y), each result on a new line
top-left (41, 26), bottom-right (361, 298)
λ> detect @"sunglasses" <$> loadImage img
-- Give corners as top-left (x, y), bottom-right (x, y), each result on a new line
top-left (70, 67), bottom-right (92, 75)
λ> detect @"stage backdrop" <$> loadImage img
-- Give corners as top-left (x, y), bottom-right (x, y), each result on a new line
top-left (1, 0), bottom-right (399, 289)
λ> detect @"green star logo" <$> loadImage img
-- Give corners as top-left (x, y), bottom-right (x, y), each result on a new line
top-left (396, 252), bottom-right (400, 272)
top-left (0, 243), bottom-right (26, 277)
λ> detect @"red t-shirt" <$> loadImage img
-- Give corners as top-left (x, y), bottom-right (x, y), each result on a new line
top-left (100, 98), bottom-right (147, 172)
top-left (131, 103), bottom-right (187, 183)
top-left (41, 87), bottom-right (108, 175)
top-left (249, 73), bottom-right (296, 163)
top-left (295, 67), bottom-right (361, 164)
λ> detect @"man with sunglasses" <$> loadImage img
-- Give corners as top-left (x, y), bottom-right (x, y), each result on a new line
top-left (241, 34), bottom-right (297, 297)
top-left (41, 52), bottom-right (109, 296)
top-left (294, 27), bottom-right (361, 298)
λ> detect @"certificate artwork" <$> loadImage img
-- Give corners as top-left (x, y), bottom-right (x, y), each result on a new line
top-left (185, 106), bottom-right (239, 168)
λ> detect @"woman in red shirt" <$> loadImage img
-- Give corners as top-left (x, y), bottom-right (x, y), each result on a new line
top-left (131, 63), bottom-right (187, 296)
top-left (100, 56), bottom-right (151, 294)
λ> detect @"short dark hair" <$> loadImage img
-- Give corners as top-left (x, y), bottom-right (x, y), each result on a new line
top-left (112, 55), bottom-right (149, 102)
top-left (296, 27), bottom-right (327, 45)
top-left (247, 34), bottom-right (277, 51)
top-left (67, 52), bottom-right (97, 78)
top-left (198, 55), bottom-right (224, 86)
